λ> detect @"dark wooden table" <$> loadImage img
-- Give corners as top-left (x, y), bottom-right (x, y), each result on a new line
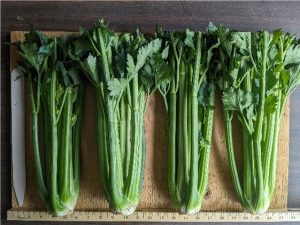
top-left (1, 1), bottom-right (300, 225)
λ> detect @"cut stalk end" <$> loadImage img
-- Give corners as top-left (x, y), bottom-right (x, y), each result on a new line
top-left (180, 205), bottom-right (202, 214)
top-left (251, 198), bottom-right (271, 214)
top-left (112, 204), bottom-right (138, 216)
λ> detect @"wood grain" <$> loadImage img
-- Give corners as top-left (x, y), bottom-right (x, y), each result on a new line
top-left (2, 2), bottom-right (300, 225)
top-left (10, 31), bottom-right (289, 213)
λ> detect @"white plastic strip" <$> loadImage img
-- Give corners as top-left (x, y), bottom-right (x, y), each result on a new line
top-left (11, 68), bottom-right (26, 207)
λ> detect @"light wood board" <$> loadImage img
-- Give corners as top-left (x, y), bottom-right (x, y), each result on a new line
top-left (9, 31), bottom-right (289, 214)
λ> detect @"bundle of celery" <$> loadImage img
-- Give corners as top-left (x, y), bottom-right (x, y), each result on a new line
top-left (70, 20), bottom-right (168, 215)
top-left (209, 24), bottom-right (300, 213)
top-left (17, 30), bottom-right (83, 216)
top-left (156, 29), bottom-right (219, 214)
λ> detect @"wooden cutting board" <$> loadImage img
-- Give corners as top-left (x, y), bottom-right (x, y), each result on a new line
top-left (9, 31), bottom-right (289, 213)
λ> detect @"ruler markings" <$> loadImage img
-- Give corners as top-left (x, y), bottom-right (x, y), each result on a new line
top-left (7, 210), bottom-right (300, 222)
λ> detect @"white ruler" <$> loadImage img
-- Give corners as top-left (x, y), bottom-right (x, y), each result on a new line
top-left (7, 209), bottom-right (300, 222)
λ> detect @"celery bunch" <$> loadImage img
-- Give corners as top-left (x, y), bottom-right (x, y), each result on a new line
top-left (17, 30), bottom-right (83, 216)
top-left (157, 29), bottom-right (219, 214)
top-left (210, 24), bottom-right (300, 213)
top-left (70, 21), bottom-right (168, 215)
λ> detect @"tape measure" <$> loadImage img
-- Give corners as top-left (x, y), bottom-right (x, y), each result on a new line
top-left (7, 209), bottom-right (300, 222)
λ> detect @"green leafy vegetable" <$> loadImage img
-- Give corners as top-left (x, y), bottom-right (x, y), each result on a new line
top-left (157, 28), bottom-right (218, 214)
top-left (17, 30), bottom-right (84, 216)
top-left (209, 23), bottom-right (300, 214)
top-left (15, 19), bottom-right (300, 216)
top-left (72, 20), bottom-right (165, 215)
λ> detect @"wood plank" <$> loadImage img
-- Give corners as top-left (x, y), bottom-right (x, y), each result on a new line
top-left (9, 31), bottom-right (289, 214)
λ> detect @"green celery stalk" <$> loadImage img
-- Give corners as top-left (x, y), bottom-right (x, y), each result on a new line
top-left (157, 29), bottom-right (218, 214)
top-left (74, 20), bottom-right (163, 215)
top-left (209, 23), bottom-right (300, 214)
top-left (17, 31), bottom-right (83, 216)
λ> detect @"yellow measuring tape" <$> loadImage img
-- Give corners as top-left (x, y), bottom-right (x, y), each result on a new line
top-left (7, 209), bottom-right (300, 222)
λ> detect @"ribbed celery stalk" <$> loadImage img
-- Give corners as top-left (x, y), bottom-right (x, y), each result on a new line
top-left (17, 31), bottom-right (83, 216)
top-left (157, 29), bottom-right (218, 214)
top-left (209, 24), bottom-right (300, 214)
top-left (75, 20), bottom-right (162, 215)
